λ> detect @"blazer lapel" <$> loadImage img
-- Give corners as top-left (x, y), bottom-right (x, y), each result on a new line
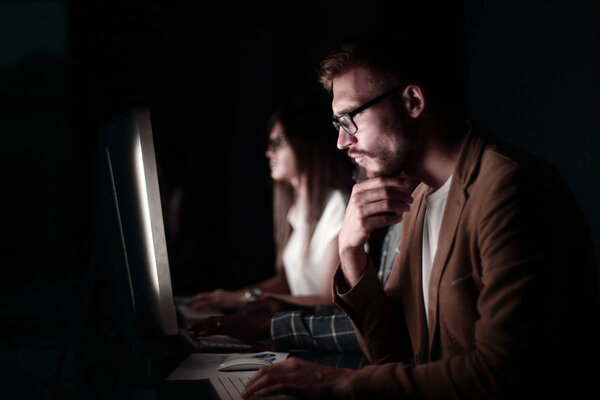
top-left (425, 122), bottom-right (486, 354)
top-left (428, 181), bottom-right (466, 352)
top-left (427, 176), bottom-right (479, 359)
top-left (405, 191), bottom-right (430, 363)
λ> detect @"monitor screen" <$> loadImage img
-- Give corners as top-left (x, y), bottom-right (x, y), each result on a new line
top-left (100, 106), bottom-right (178, 338)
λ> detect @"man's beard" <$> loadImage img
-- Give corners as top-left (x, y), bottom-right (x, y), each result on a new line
top-left (351, 142), bottom-right (409, 179)
top-left (373, 114), bottom-right (419, 178)
top-left (373, 144), bottom-right (408, 178)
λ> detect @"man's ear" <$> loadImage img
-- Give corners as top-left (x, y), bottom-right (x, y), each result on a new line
top-left (402, 84), bottom-right (426, 118)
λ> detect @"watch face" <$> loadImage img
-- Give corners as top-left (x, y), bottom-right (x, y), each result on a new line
top-left (245, 288), bottom-right (262, 302)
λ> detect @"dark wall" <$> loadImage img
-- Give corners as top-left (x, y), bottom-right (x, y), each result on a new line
top-left (2, 0), bottom-right (598, 310)
top-left (0, 1), bottom-right (79, 327)
top-left (463, 0), bottom-right (600, 268)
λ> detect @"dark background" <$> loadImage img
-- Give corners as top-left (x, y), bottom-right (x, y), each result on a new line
top-left (1, 0), bottom-right (598, 398)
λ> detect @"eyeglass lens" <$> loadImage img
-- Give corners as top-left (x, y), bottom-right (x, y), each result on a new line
top-left (332, 114), bottom-right (357, 135)
top-left (268, 136), bottom-right (287, 151)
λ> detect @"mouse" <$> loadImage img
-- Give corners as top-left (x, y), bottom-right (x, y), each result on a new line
top-left (217, 357), bottom-right (273, 372)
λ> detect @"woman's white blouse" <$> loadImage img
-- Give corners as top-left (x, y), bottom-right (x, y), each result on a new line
top-left (282, 190), bottom-right (348, 296)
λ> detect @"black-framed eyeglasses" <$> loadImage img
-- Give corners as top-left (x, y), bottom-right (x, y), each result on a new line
top-left (332, 86), bottom-right (402, 136)
top-left (267, 135), bottom-right (287, 152)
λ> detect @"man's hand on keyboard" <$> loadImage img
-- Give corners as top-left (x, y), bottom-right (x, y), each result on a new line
top-left (242, 357), bottom-right (357, 399)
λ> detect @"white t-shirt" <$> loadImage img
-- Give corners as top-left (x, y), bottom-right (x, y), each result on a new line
top-left (283, 190), bottom-right (348, 296)
top-left (422, 176), bottom-right (453, 326)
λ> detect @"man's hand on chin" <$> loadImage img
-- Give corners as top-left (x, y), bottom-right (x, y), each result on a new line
top-left (339, 177), bottom-right (413, 286)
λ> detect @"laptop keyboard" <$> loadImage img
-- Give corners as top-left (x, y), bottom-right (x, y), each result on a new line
top-left (180, 329), bottom-right (253, 352)
top-left (196, 334), bottom-right (253, 351)
top-left (210, 375), bottom-right (252, 400)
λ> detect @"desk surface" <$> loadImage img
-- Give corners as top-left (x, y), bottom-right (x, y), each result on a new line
top-left (160, 350), bottom-right (368, 400)
top-left (71, 334), bottom-right (369, 399)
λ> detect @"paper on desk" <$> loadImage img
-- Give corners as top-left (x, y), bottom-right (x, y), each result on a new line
top-left (166, 351), bottom-right (289, 381)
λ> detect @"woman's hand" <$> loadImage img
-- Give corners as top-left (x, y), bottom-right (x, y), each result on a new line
top-left (185, 289), bottom-right (246, 310)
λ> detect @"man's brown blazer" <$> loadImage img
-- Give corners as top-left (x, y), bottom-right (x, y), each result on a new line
top-left (334, 124), bottom-right (599, 399)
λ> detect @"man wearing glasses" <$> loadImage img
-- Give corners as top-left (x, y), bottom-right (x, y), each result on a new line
top-left (243, 30), bottom-right (598, 399)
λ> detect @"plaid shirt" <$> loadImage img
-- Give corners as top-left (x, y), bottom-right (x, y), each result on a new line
top-left (271, 223), bottom-right (401, 353)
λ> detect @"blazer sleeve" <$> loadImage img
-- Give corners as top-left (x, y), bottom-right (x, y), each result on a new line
top-left (333, 264), bottom-right (412, 365)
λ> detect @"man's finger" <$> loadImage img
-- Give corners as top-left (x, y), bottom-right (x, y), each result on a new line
top-left (243, 371), bottom-right (305, 399)
top-left (244, 357), bottom-right (314, 395)
top-left (353, 176), bottom-right (415, 192)
top-left (363, 212), bottom-right (404, 233)
top-left (360, 198), bottom-right (411, 217)
top-left (243, 367), bottom-right (285, 398)
top-left (252, 382), bottom-right (290, 399)
top-left (244, 358), bottom-right (298, 389)
top-left (355, 186), bottom-right (414, 205)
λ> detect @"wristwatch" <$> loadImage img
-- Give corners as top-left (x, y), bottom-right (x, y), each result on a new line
top-left (244, 288), bottom-right (263, 303)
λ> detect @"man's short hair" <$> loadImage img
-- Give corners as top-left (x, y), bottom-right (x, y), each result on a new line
top-left (318, 30), bottom-right (412, 94)
top-left (318, 26), bottom-right (464, 117)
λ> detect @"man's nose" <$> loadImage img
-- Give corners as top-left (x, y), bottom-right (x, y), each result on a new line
top-left (337, 127), bottom-right (357, 150)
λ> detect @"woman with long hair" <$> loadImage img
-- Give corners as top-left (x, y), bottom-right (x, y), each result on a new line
top-left (186, 105), bottom-right (353, 310)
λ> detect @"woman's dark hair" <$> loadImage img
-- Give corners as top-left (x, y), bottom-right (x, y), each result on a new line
top-left (267, 104), bottom-right (353, 270)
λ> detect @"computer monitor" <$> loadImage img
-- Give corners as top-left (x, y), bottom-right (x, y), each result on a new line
top-left (100, 106), bottom-right (178, 338)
